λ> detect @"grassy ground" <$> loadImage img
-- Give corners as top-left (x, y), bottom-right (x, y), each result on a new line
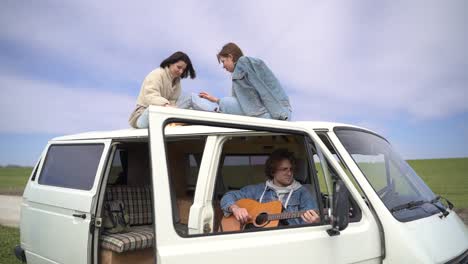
top-left (0, 225), bottom-right (22, 264)
top-left (0, 159), bottom-right (466, 262)
top-left (408, 158), bottom-right (468, 208)
top-left (0, 167), bottom-right (31, 195)
top-left (0, 158), bottom-right (466, 206)
top-left (350, 158), bottom-right (468, 208)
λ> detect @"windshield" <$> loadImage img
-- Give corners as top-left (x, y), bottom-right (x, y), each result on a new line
top-left (335, 128), bottom-right (444, 222)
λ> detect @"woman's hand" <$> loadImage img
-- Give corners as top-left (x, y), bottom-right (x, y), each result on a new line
top-left (199, 91), bottom-right (219, 103)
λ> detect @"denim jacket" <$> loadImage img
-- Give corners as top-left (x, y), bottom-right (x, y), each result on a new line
top-left (220, 182), bottom-right (317, 225)
top-left (231, 56), bottom-right (292, 120)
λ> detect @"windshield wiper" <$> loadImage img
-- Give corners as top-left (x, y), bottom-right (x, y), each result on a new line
top-left (390, 196), bottom-right (452, 218)
top-left (429, 196), bottom-right (453, 218)
top-left (390, 200), bottom-right (426, 213)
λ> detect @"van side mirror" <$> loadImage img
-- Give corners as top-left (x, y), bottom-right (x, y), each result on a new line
top-left (327, 179), bottom-right (350, 236)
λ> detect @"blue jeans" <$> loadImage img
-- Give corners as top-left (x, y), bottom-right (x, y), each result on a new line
top-left (176, 93), bottom-right (218, 111)
top-left (136, 108), bottom-right (150, 128)
top-left (219, 97), bottom-right (273, 119)
top-left (136, 93), bottom-right (218, 128)
top-left (136, 93), bottom-right (288, 128)
top-left (184, 95), bottom-right (276, 119)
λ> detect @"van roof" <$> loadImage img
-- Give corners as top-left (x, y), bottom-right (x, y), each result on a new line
top-left (51, 121), bottom-right (369, 141)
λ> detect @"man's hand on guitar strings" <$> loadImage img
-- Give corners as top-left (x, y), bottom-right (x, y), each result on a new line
top-left (301, 209), bottom-right (320, 224)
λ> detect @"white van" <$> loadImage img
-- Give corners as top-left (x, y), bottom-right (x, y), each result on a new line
top-left (15, 107), bottom-right (468, 263)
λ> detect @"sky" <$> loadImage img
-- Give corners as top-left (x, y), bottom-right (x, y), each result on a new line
top-left (0, 0), bottom-right (467, 166)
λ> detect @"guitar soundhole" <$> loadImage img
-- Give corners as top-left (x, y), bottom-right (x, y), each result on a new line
top-left (255, 213), bottom-right (269, 226)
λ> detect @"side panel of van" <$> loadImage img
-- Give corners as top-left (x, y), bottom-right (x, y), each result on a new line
top-left (21, 140), bottom-right (111, 264)
top-left (149, 107), bottom-right (382, 264)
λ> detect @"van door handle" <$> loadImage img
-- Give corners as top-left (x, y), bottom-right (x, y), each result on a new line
top-left (73, 213), bottom-right (86, 219)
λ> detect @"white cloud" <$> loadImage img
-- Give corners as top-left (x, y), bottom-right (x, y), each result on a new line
top-left (0, 74), bottom-right (135, 134)
top-left (0, 71), bottom-right (234, 134)
top-left (0, 0), bottom-right (467, 133)
top-left (0, 1), bottom-right (234, 82)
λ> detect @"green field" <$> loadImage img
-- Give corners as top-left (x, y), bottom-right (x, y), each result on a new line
top-left (350, 158), bottom-right (467, 207)
top-left (0, 158), bottom-right (466, 262)
top-left (0, 225), bottom-right (22, 264)
top-left (0, 167), bottom-right (32, 195)
top-left (0, 157), bottom-right (467, 206)
top-left (408, 158), bottom-right (468, 207)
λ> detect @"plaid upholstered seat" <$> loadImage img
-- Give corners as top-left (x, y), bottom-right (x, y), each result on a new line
top-left (100, 225), bottom-right (155, 253)
top-left (104, 186), bottom-right (153, 225)
top-left (101, 186), bottom-right (154, 253)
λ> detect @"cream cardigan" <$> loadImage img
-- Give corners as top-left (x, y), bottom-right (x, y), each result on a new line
top-left (128, 67), bottom-right (181, 128)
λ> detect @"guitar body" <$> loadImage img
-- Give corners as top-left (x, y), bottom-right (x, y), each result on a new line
top-left (220, 199), bottom-right (283, 232)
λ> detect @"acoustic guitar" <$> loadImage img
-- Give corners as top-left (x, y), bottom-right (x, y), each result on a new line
top-left (220, 198), bottom-right (309, 232)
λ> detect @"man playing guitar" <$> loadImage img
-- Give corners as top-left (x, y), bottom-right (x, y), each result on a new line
top-left (220, 149), bottom-right (320, 230)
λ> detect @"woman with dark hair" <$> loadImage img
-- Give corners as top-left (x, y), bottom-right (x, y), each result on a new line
top-left (199, 42), bottom-right (292, 120)
top-left (129, 51), bottom-right (197, 128)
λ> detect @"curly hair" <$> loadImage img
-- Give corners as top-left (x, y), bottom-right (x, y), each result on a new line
top-left (264, 148), bottom-right (296, 180)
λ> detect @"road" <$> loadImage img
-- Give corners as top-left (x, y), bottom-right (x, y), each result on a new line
top-left (0, 195), bottom-right (22, 227)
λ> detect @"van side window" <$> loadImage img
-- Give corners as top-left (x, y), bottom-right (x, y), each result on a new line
top-left (312, 154), bottom-right (330, 207)
top-left (186, 153), bottom-right (202, 192)
top-left (214, 134), bottom-right (325, 234)
top-left (38, 144), bottom-right (104, 190)
top-left (315, 133), bottom-right (363, 222)
top-left (108, 149), bottom-right (128, 185)
top-left (165, 137), bottom-right (207, 235)
top-left (30, 158), bottom-right (42, 181)
top-left (221, 155), bottom-right (269, 191)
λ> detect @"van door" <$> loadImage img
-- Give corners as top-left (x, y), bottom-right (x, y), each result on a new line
top-left (21, 139), bottom-right (111, 264)
top-left (149, 106), bottom-right (382, 264)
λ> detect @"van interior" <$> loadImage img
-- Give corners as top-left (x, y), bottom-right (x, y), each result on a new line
top-left (96, 125), bottom-right (362, 264)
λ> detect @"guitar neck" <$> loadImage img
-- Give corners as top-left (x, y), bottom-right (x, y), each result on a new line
top-left (267, 210), bottom-right (307, 221)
